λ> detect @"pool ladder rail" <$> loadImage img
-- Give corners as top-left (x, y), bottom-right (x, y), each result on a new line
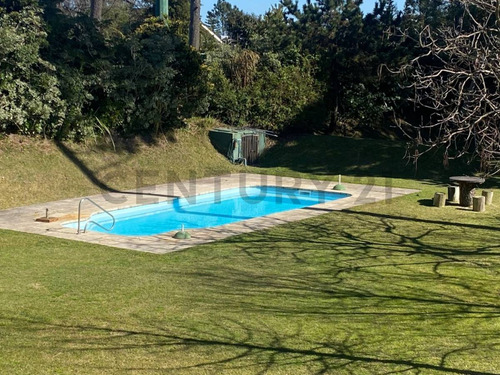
top-left (77, 198), bottom-right (116, 234)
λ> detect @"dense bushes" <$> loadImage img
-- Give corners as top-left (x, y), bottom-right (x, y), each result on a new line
top-left (0, 0), bottom-right (410, 140)
top-left (206, 47), bottom-right (323, 132)
top-left (0, 0), bottom-right (208, 139)
top-left (107, 20), bottom-right (209, 135)
top-left (3, 0), bottom-right (493, 160)
top-left (0, 0), bottom-right (329, 138)
top-left (0, 5), bottom-right (65, 136)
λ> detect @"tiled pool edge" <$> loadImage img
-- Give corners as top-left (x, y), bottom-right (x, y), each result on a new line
top-left (0, 173), bottom-right (419, 254)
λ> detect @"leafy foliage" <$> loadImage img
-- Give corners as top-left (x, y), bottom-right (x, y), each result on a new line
top-left (41, 5), bottom-right (112, 139)
top-left (206, 0), bottom-right (259, 46)
top-left (0, 0), bottom-right (207, 139)
top-left (0, 5), bottom-right (65, 136)
top-left (109, 19), bottom-right (209, 135)
top-left (279, 0), bottom-right (407, 136)
top-left (206, 45), bottom-right (322, 132)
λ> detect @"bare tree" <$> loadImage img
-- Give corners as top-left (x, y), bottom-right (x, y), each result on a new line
top-left (189, 0), bottom-right (201, 50)
top-left (90, 0), bottom-right (103, 20)
top-left (398, 0), bottom-right (499, 176)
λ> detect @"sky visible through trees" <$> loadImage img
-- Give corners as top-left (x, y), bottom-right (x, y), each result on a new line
top-left (202, 0), bottom-right (406, 20)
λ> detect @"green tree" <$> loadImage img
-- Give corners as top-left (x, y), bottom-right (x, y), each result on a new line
top-left (0, 3), bottom-right (65, 136)
top-left (109, 19), bottom-right (208, 135)
top-left (279, 0), bottom-right (413, 136)
top-left (41, 1), bottom-right (113, 139)
top-left (206, 0), bottom-right (259, 47)
top-left (282, 0), bottom-right (366, 133)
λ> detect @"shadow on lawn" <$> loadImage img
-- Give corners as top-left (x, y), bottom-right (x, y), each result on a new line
top-left (183, 247), bottom-right (500, 321)
top-left (4, 208), bottom-right (499, 374)
top-left (198, 212), bottom-right (500, 314)
top-left (418, 198), bottom-right (434, 207)
top-left (39, 214), bottom-right (500, 372)
top-left (220, 210), bottom-right (500, 260)
top-left (144, 214), bottom-right (498, 373)
top-left (258, 135), bottom-right (500, 188)
top-left (4, 314), bottom-right (498, 375)
top-left (342, 209), bottom-right (500, 232)
top-left (54, 141), bottom-right (179, 199)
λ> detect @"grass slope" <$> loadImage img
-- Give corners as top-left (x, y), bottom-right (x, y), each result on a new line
top-left (0, 119), bottom-right (240, 210)
top-left (258, 135), bottom-right (500, 190)
top-left (0, 130), bottom-right (499, 374)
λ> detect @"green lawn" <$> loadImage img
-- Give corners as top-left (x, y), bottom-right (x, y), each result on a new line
top-left (0, 119), bottom-right (240, 210)
top-left (258, 134), bottom-right (500, 190)
top-left (1, 133), bottom-right (499, 374)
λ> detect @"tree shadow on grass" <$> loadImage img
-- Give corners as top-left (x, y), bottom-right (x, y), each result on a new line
top-left (3, 314), bottom-right (498, 375)
top-left (206, 211), bottom-right (500, 313)
top-left (341, 209), bottom-right (500, 232)
top-left (55, 141), bottom-right (179, 199)
top-left (3, 206), bottom-right (499, 374)
top-left (258, 135), bottom-right (500, 188)
top-left (148, 213), bottom-right (499, 372)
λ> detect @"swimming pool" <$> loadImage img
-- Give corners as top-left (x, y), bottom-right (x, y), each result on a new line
top-left (65, 186), bottom-right (350, 236)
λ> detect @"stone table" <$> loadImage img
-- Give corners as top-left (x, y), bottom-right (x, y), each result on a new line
top-left (449, 176), bottom-right (485, 207)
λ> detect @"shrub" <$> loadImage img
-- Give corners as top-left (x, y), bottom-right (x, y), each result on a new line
top-left (0, 5), bottom-right (65, 136)
top-left (107, 19), bottom-right (209, 135)
top-left (248, 62), bottom-right (323, 132)
top-left (206, 47), bottom-right (323, 132)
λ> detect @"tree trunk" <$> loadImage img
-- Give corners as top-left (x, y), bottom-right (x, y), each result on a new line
top-left (328, 89), bottom-right (339, 134)
top-left (327, 61), bottom-right (339, 134)
top-left (90, 0), bottom-right (103, 21)
top-left (189, 0), bottom-right (201, 50)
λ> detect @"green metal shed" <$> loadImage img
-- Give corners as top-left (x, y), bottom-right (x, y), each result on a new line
top-left (208, 128), bottom-right (268, 165)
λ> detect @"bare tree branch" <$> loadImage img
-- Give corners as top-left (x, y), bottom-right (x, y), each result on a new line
top-left (397, 0), bottom-right (500, 176)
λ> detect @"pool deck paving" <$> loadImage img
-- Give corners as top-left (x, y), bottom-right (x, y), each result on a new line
top-left (0, 173), bottom-right (418, 254)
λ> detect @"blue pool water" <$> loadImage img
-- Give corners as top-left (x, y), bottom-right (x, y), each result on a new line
top-left (65, 186), bottom-right (349, 236)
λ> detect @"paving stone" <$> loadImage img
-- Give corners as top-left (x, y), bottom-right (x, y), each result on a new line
top-left (0, 173), bottom-right (418, 254)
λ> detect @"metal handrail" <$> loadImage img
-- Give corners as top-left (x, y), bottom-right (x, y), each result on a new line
top-left (77, 198), bottom-right (116, 234)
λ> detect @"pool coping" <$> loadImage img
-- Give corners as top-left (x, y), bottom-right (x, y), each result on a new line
top-left (0, 173), bottom-right (419, 254)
